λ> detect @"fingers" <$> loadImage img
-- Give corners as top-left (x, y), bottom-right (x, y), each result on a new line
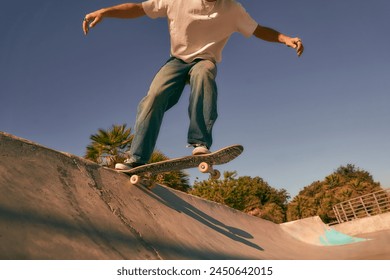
top-left (82, 13), bottom-right (102, 35)
top-left (289, 37), bottom-right (304, 57)
top-left (295, 39), bottom-right (304, 57)
top-left (82, 17), bottom-right (90, 35)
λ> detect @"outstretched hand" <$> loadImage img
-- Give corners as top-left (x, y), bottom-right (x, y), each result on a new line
top-left (285, 37), bottom-right (304, 57)
top-left (82, 12), bottom-right (104, 35)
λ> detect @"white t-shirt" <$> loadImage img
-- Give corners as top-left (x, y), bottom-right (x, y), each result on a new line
top-left (142, 0), bottom-right (258, 63)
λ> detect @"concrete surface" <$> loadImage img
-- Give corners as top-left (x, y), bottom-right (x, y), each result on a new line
top-left (280, 216), bottom-right (367, 246)
top-left (1, 132), bottom-right (389, 260)
top-left (332, 212), bottom-right (390, 236)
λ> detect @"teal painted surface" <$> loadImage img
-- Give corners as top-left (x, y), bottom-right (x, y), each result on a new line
top-left (319, 229), bottom-right (367, 246)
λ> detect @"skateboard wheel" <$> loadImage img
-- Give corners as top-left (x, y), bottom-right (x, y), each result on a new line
top-left (130, 175), bottom-right (141, 185)
top-left (211, 169), bottom-right (221, 180)
top-left (198, 162), bottom-right (210, 173)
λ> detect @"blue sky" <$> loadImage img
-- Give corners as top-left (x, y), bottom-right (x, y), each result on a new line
top-left (1, 0), bottom-right (389, 197)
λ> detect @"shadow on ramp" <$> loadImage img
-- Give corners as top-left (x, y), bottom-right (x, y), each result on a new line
top-left (137, 184), bottom-right (264, 252)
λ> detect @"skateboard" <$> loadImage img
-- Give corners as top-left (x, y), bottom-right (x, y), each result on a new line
top-left (116, 144), bottom-right (243, 185)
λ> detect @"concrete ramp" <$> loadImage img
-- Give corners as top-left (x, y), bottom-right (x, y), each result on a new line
top-left (281, 216), bottom-right (367, 246)
top-left (1, 132), bottom-right (389, 259)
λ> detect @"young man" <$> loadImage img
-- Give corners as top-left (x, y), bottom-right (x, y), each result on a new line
top-left (82, 0), bottom-right (304, 170)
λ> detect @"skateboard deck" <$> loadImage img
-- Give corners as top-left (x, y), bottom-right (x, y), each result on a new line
top-left (117, 144), bottom-right (243, 185)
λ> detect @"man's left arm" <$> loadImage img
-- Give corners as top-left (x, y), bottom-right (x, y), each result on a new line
top-left (253, 24), bottom-right (304, 57)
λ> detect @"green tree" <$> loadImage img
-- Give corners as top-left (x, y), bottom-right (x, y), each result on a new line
top-left (190, 172), bottom-right (290, 223)
top-left (85, 124), bottom-right (133, 168)
top-left (287, 164), bottom-right (382, 223)
top-left (85, 124), bottom-right (190, 191)
top-left (149, 150), bottom-right (191, 192)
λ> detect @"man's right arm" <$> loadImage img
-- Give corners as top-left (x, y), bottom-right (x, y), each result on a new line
top-left (83, 3), bottom-right (146, 35)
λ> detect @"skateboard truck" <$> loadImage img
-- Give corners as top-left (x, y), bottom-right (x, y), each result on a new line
top-left (130, 174), bottom-right (153, 186)
top-left (198, 162), bottom-right (221, 179)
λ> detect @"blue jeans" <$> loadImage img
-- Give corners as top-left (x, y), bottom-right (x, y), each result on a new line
top-left (128, 57), bottom-right (218, 163)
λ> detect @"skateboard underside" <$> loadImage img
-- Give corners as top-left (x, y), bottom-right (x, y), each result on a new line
top-left (117, 144), bottom-right (243, 186)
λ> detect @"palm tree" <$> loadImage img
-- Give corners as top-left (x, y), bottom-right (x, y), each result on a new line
top-left (85, 124), bottom-right (191, 192)
top-left (85, 124), bottom-right (133, 168)
top-left (149, 150), bottom-right (191, 192)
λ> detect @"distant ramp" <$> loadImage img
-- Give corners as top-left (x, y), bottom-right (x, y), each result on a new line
top-left (280, 216), bottom-right (367, 246)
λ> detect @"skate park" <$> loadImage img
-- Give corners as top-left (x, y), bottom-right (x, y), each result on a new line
top-left (1, 132), bottom-right (389, 260)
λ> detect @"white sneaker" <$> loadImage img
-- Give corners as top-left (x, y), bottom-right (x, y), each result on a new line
top-left (192, 144), bottom-right (211, 155)
top-left (115, 159), bottom-right (144, 170)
